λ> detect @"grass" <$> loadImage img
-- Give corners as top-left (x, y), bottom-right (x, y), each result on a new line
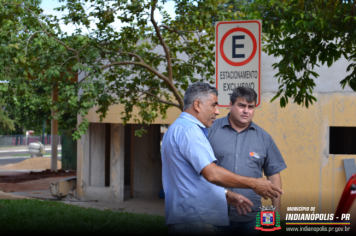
top-left (0, 199), bottom-right (168, 235)
top-left (0, 199), bottom-right (342, 235)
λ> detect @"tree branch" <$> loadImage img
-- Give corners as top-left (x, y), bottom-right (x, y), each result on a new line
top-left (180, 34), bottom-right (191, 48)
top-left (60, 56), bottom-right (77, 67)
top-left (142, 91), bottom-right (180, 108)
top-left (101, 61), bottom-right (184, 110)
top-left (151, 0), bottom-right (173, 82)
top-left (159, 25), bottom-right (199, 34)
top-left (5, 3), bottom-right (79, 61)
top-left (171, 58), bottom-right (204, 68)
top-left (24, 31), bottom-right (44, 56)
top-left (26, 31), bottom-right (44, 43)
top-left (118, 52), bottom-right (144, 62)
top-left (147, 55), bottom-right (166, 64)
top-left (98, 48), bottom-right (144, 63)
top-left (78, 42), bottom-right (90, 52)
top-left (101, 61), bottom-right (168, 85)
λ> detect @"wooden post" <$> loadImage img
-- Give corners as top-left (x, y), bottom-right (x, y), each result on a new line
top-left (130, 124), bottom-right (135, 198)
top-left (51, 83), bottom-right (58, 172)
top-left (50, 74), bottom-right (77, 172)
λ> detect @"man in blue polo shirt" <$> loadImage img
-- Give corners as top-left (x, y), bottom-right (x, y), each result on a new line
top-left (161, 82), bottom-right (284, 235)
top-left (209, 87), bottom-right (287, 235)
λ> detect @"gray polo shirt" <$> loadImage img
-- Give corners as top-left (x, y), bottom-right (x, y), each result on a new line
top-left (208, 114), bottom-right (287, 222)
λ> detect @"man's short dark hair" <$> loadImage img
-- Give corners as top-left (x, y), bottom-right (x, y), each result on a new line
top-left (230, 87), bottom-right (257, 104)
top-left (183, 82), bottom-right (218, 111)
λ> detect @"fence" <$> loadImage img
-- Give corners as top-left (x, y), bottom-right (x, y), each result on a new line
top-left (0, 135), bottom-right (62, 147)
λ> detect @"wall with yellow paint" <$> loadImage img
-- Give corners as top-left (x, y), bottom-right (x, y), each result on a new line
top-left (256, 92), bottom-right (356, 217)
top-left (85, 91), bottom-right (356, 216)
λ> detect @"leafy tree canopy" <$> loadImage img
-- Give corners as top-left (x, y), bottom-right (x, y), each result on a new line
top-left (0, 99), bottom-right (15, 134)
top-left (1, 79), bottom-right (76, 134)
top-left (0, 0), bottom-right (236, 139)
top-left (240, 0), bottom-right (356, 107)
top-left (2, 0), bottom-right (355, 140)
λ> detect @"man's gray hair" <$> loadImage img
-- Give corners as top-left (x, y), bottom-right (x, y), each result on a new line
top-left (183, 82), bottom-right (218, 111)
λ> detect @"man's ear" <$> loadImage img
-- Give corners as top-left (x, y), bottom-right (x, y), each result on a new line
top-left (229, 101), bottom-right (233, 109)
top-left (193, 100), bottom-right (201, 113)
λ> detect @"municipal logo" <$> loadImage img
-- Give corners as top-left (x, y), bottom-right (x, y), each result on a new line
top-left (255, 205), bottom-right (281, 232)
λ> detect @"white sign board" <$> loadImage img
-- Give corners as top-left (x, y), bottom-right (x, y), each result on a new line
top-left (215, 20), bottom-right (261, 107)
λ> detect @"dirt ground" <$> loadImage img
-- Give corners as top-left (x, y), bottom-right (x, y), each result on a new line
top-left (0, 175), bottom-right (75, 192)
top-left (0, 157), bottom-right (62, 170)
top-left (0, 169), bottom-right (76, 193)
top-left (0, 169), bottom-right (75, 183)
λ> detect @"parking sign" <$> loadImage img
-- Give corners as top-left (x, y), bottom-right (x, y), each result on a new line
top-left (215, 20), bottom-right (261, 107)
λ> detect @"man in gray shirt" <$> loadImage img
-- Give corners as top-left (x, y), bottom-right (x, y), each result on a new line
top-left (208, 87), bottom-right (287, 235)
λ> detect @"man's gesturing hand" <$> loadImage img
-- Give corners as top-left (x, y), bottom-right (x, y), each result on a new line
top-left (226, 191), bottom-right (254, 215)
top-left (253, 178), bottom-right (284, 200)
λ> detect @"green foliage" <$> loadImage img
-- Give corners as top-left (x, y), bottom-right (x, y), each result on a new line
top-left (0, 79), bottom-right (76, 134)
top-left (0, 0), bottom-right (237, 139)
top-left (0, 99), bottom-right (15, 134)
top-left (6, 0), bottom-right (351, 139)
top-left (0, 199), bottom-right (167, 234)
top-left (241, 0), bottom-right (356, 107)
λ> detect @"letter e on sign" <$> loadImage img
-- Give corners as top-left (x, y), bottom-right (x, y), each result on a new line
top-left (215, 20), bottom-right (261, 107)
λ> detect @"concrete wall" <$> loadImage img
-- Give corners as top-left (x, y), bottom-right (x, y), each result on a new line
top-left (77, 123), bottom-right (125, 202)
top-left (77, 122), bottom-right (162, 201)
top-left (131, 124), bottom-right (162, 198)
top-left (261, 53), bottom-right (354, 94)
top-left (89, 123), bottom-right (106, 187)
top-left (256, 93), bottom-right (356, 215)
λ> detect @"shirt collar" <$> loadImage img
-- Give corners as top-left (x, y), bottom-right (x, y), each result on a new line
top-left (180, 112), bottom-right (206, 128)
top-left (222, 113), bottom-right (256, 130)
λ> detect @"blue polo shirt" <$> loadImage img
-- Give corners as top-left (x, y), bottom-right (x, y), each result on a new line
top-left (161, 112), bottom-right (229, 226)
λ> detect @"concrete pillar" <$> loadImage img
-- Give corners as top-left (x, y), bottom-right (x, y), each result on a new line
top-left (89, 123), bottom-right (106, 186)
top-left (77, 122), bottom-right (125, 201)
top-left (132, 124), bottom-right (162, 198)
top-left (110, 124), bottom-right (125, 202)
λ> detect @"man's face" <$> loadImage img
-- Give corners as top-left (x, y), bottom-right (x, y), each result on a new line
top-left (196, 93), bottom-right (220, 128)
top-left (229, 97), bottom-right (255, 127)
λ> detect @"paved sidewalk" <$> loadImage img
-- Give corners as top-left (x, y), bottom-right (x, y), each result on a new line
top-left (0, 191), bottom-right (32, 200)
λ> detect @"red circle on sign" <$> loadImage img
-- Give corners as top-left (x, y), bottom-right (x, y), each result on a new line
top-left (220, 27), bottom-right (257, 66)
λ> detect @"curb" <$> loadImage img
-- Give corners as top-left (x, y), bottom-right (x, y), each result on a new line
top-left (0, 148), bottom-right (62, 153)
top-left (0, 155), bottom-right (62, 159)
top-left (0, 191), bottom-right (34, 199)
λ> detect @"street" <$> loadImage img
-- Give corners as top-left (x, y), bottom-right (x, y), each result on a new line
top-left (0, 148), bottom-right (62, 165)
top-left (0, 157), bottom-right (28, 166)
top-left (0, 150), bottom-right (29, 157)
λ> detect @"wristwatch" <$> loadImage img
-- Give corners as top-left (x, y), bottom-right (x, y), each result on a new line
top-left (225, 189), bottom-right (228, 196)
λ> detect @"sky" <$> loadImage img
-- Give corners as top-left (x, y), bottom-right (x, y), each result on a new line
top-left (40, 0), bottom-right (176, 35)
